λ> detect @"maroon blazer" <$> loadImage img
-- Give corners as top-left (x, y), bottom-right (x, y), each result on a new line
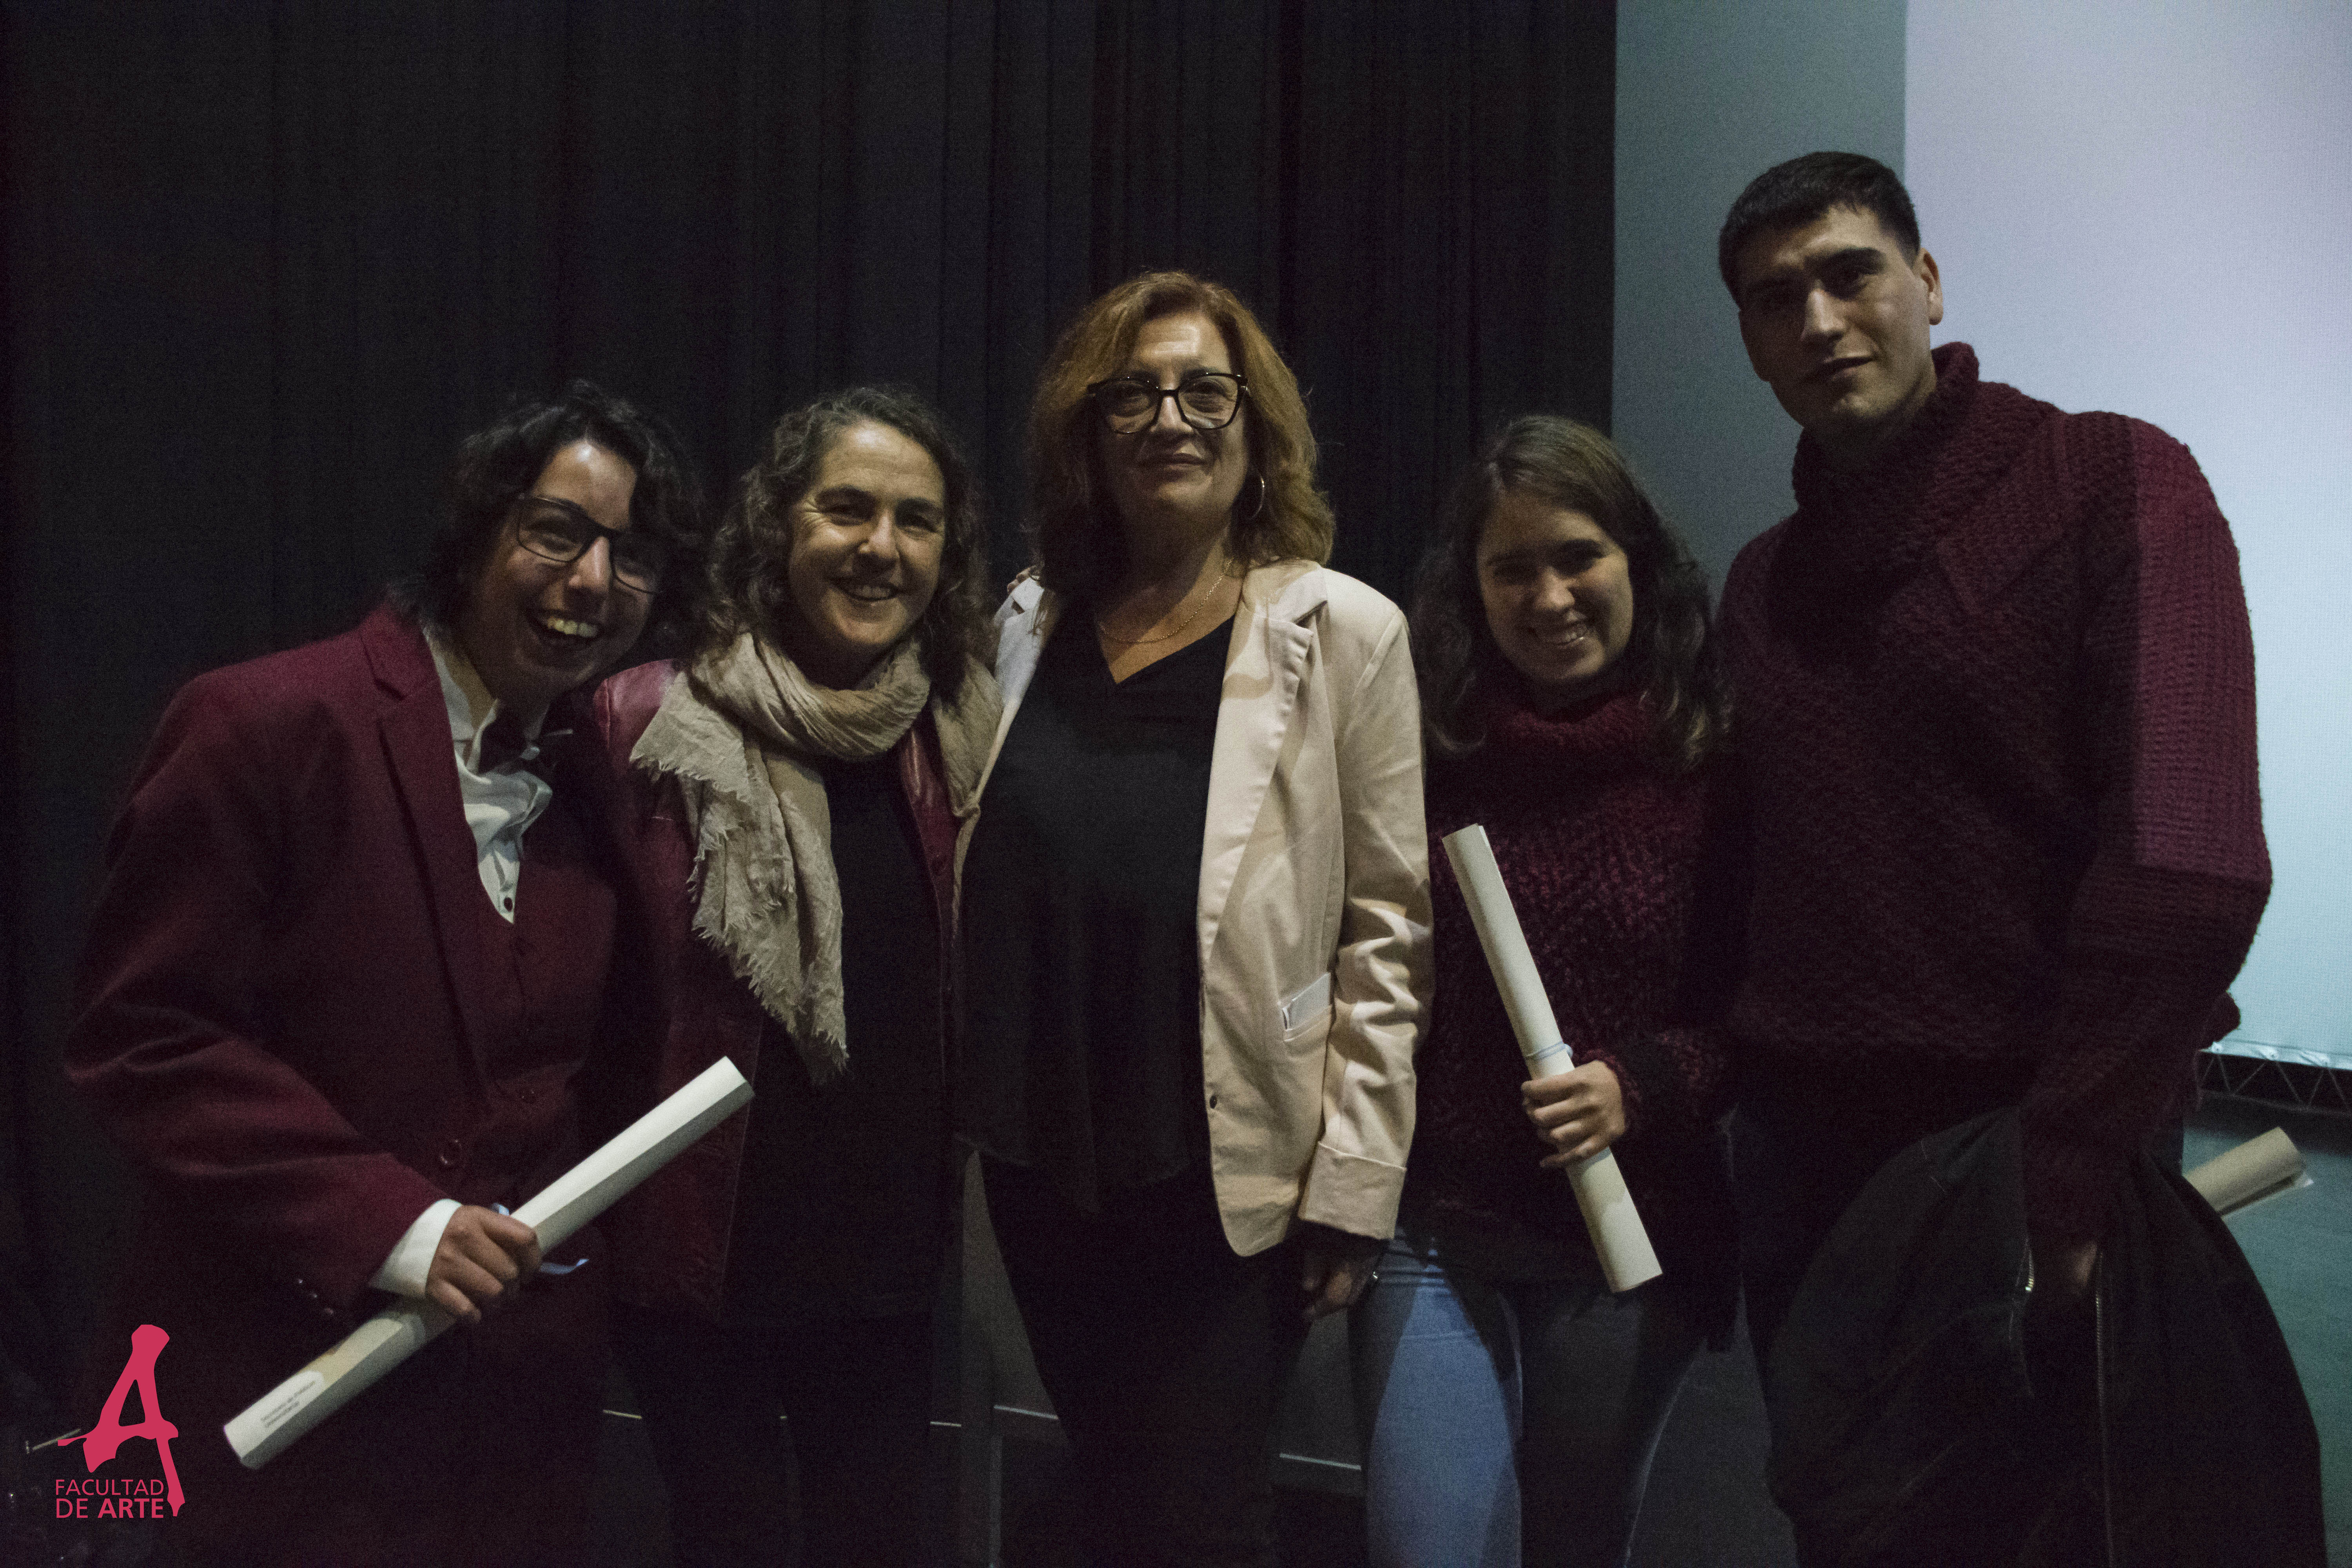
top-left (589, 659), bottom-right (962, 1319)
top-left (65, 604), bottom-right (630, 1566)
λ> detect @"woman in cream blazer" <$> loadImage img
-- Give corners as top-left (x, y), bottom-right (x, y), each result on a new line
top-left (958, 271), bottom-right (1428, 1568)
top-left (987, 557), bottom-right (1426, 1243)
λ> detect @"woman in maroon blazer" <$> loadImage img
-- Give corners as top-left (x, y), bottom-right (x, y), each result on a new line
top-left (64, 383), bottom-right (704, 1567)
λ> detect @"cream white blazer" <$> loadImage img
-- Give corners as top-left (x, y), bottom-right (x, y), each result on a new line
top-left (978, 560), bottom-right (1430, 1253)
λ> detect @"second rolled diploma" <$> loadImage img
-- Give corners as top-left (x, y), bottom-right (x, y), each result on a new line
top-left (1440, 824), bottom-right (1663, 1293)
top-left (224, 1056), bottom-right (755, 1469)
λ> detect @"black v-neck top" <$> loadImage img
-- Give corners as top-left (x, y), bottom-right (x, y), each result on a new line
top-left (958, 610), bottom-right (1233, 1210)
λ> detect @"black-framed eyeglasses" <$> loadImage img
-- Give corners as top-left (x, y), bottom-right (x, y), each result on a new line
top-left (509, 495), bottom-right (666, 593)
top-left (1086, 371), bottom-right (1249, 434)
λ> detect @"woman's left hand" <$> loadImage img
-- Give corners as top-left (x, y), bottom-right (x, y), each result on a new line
top-left (1298, 1224), bottom-right (1384, 1321)
top-left (1524, 1061), bottom-right (1626, 1168)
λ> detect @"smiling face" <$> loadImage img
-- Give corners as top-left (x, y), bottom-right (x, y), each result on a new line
top-left (455, 439), bottom-right (648, 723)
top-left (1476, 490), bottom-right (1635, 706)
top-left (1097, 310), bottom-right (1251, 546)
top-left (775, 419), bottom-right (946, 688)
top-left (1733, 204), bottom-right (1945, 468)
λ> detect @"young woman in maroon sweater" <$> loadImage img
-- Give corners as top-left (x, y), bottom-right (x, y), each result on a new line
top-left (1351, 417), bottom-right (1739, 1568)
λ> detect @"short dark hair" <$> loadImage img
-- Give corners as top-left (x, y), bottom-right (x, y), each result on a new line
top-left (1028, 270), bottom-right (1334, 600)
top-left (404, 380), bottom-right (708, 648)
top-left (702, 386), bottom-right (991, 703)
top-left (1717, 151), bottom-right (1920, 302)
top-left (1410, 416), bottom-right (1728, 771)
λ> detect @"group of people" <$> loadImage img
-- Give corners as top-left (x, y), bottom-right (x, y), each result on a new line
top-left (62, 151), bottom-right (2306, 1568)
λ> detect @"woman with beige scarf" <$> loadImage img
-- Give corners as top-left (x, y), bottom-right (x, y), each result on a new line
top-left (591, 387), bottom-right (1000, 1568)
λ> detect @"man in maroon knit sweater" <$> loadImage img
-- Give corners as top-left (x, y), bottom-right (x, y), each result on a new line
top-left (1712, 153), bottom-right (2268, 1390)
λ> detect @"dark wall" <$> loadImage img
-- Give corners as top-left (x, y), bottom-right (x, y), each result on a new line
top-left (2, 0), bottom-right (1613, 1414)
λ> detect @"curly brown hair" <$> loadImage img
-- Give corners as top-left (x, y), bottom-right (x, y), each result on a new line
top-left (399, 379), bottom-right (708, 652)
top-left (1027, 270), bottom-right (1334, 598)
top-left (1412, 416), bottom-right (1728, 770)
top-left (701, 387), bottom-right (991, 701)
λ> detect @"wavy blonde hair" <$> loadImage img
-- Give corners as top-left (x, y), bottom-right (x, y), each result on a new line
top-left (1027, 270), bottom-right (1334, 598)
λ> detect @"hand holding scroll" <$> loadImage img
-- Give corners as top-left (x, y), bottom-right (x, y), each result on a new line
top-left (1525, 1060), bottom-right (1626, 1168)
top-left (226, 1057), bottom-right (751, 1469)
top-left (1441, 824), bottom-right (1662, 1294)
top-left (426, 1205), bottom-right (542, 1325)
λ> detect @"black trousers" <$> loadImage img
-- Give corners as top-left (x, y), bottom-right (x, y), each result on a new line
top-left (613, 1303), bottom-right (934, 1568)
top-left (1731, 1096), bottom-right (1953, 1374)
top-left (982, 1159), bottom-right (1311, 1568)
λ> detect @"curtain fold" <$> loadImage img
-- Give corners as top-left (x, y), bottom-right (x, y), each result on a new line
top-left (2, 0), bottom-right (1613, 1405)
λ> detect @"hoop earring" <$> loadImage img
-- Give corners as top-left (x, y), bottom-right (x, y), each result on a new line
top-left (1242, 470), bottom-right (1269, 523)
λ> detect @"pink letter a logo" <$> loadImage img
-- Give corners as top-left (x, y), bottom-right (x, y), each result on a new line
top-left (66, 1323), bottom-right (184, 1517)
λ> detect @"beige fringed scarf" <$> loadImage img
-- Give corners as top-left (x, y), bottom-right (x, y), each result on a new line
top-left (630, 632), bottom-right (999, 1082)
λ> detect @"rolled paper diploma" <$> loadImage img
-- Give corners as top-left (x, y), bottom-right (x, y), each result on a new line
top-left (225, 1056), bottom-right (753, 1469)
top-left (2184, 1126), bottom-right (2310, 1218)
top-left (1441, 825), bottom-right (1663, 1293)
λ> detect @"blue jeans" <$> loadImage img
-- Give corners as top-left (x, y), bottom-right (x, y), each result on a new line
top-left (1349, 1237), bottom-right (1703, 1568)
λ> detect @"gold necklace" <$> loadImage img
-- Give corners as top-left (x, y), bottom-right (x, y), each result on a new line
top-left (1096, 559), bottom-right (1240, 646)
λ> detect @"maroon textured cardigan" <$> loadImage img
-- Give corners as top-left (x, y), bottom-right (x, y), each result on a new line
top-left (1720, 343), bottom-right (2269, 1247)
top-left (1408, 684), bottom-right (1739, 1325)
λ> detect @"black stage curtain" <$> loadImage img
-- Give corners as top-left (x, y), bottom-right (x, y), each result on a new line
top-left (1, 0), bottom-right (1613, 1412)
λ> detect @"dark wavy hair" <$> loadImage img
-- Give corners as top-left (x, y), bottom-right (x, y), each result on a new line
top-left (701, 386), bottom-right (991, 702)
top-left (1717, 151), bottom-right (1921, 303)
top-left (1027, 270), bottom-right (1334, 598)
top-left (400, 379), bottom-right (708, 650)
top-left (1411, 416), bottom-right (1728, 770)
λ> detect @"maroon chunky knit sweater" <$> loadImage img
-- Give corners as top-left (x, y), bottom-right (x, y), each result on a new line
top-left (1720, 343), bottom-right (2269, 1247)
top-left (1409, 684), bottom-right (1739, 1321)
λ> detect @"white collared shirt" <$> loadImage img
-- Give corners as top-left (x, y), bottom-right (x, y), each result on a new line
top-left (423, 625), bottom-right (553, 925)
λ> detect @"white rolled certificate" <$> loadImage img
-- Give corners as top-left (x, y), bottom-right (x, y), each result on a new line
top-left (225, 1056), bottom-right (753, 1469)
top-left (2185, 1126), bottom-right (2310, 1219)
top-left (1441, 825), bottom-right (1663, 1293)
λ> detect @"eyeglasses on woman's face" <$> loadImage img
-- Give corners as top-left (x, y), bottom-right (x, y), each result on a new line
top-left (1085, 371), bottom-right (1249, 435)
top-left (510, 495), bottom-right (666, 593)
